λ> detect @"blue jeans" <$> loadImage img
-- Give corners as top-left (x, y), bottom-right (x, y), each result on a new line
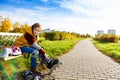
top-left (20, 46), bottom-right (47, 69)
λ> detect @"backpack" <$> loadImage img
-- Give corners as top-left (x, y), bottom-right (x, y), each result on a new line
top-left (22, 70), bottom-right (42, 80)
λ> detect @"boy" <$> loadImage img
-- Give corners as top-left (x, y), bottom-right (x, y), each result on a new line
top-left (15, 23), bottom-right (59, 73)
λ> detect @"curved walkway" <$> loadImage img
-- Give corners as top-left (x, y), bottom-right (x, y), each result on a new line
top-left (52, 39), bottom-right (120, 80)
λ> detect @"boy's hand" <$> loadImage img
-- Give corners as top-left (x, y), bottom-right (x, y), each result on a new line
top-left (39, 48), bottom-right (50, 60)
top-left (44, 53), bottom-right (50, 60)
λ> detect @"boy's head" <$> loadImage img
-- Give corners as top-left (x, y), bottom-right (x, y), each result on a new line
top-left (32, 23), bottom-right (41, 36)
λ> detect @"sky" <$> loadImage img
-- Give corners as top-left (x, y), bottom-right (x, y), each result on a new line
top-left (0, 0), bottom-right (120, 36)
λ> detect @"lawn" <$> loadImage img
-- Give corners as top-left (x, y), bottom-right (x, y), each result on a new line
top-left (92, 39), bottom-right (120, 59)
top-left (0, 38), bottom-right (84, 79)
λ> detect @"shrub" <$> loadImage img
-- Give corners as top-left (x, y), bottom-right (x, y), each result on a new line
top-left (94, 34), bottom-right (119, 43)
top-left (43, 31), bottom-right (77, 40)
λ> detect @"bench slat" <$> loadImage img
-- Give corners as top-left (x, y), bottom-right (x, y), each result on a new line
top-left (0, 55), bottom-right (22, 61)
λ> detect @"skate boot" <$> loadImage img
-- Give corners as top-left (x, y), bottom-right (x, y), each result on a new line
top-left (47, 59), bottom-right (59, 69)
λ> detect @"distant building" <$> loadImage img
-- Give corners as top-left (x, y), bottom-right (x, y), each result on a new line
top-left (42, 28), bottom-right (51, 32)
top-left (107, 29), bottom-right (116, 35)
top-left (97, 30), bottom-right (104, 35)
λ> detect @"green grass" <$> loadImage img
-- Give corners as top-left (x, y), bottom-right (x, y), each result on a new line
top-left (40, 39), bottom-right (82, 58)
top-left (0, 49), bottom-right (2, 53)
top-left (92, 39), bottom-right (120, 59)
top-left (0, 38), bottom-right (84, 79)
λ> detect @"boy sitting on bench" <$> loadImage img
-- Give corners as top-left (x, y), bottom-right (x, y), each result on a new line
top-left (15, 23), bottom-right (59, 74)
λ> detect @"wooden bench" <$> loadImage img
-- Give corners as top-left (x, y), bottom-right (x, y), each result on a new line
top-left (0, 32), bottom-right (23, 61)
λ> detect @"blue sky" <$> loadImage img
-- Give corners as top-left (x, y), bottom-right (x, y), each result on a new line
top-left (0, 0), bottom-right (120, 35)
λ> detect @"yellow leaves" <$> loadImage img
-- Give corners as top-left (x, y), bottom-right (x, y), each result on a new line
top-left (0, 16), bottom-right (30, 33)
top-left (1, 18), bottom-right (12, 32)
top-left (12, 22), bottom-right (20, 33)
top-left (20, 23), bottom-right (29, 33)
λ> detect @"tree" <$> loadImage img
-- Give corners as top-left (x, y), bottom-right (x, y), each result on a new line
top-left (12, 22), bottom-right (20, 33)
top-left (1, 17), bottom-right (12, 32)
top-left (20, 23), bottom-right (29, 33)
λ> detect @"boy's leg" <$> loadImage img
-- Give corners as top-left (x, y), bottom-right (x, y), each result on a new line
top-left (20, 47), bottom-right (39, 72)
top-left (39, 53), bottom-right (48, 64)
top-left (39, 54), bottom-right (59, 69)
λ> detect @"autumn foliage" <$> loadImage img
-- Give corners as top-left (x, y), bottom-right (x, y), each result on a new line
top-left (94, 34), bottom-right (119, 43)
top-left (0, 16), bottom-right (91, 39)
top-left (0, 16), bottom-right (30, 33)
top-left (43, 31), bottom-right (90, 40)
top-left (1, 18), bottom-right (12, 32)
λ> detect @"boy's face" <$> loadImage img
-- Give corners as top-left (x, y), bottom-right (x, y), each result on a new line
top-left (33, 27), bottom-right (40, 36)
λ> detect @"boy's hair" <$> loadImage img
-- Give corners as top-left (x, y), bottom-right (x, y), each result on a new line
top-left (32, 23), bottom-right (41, 31)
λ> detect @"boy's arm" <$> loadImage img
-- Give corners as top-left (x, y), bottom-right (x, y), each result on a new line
top-left (24, 32), bottom-right (45, 54)
top-left (32, 42), bottom-right (45, 54)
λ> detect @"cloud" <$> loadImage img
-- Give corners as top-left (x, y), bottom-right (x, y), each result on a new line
top-left (40, 0), bottom-right (52, 5)
top-left (1, 0), bottom-right (120, 35)
top-left (59, 0), bottom-right (105, 17)
top-left (34, 6), bottom-right (57, 11)
top-left (41, 0), bottom-right (48, 2)
top-left (56, 0), bottom-right (120, 34)
top-left (0, 7), bottom-right (46, 25)
top-left (8, 0), bottom-right (32, 5)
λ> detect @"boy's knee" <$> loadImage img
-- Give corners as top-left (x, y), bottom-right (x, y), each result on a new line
top-left (32, 50), bottom-right (39, 58)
